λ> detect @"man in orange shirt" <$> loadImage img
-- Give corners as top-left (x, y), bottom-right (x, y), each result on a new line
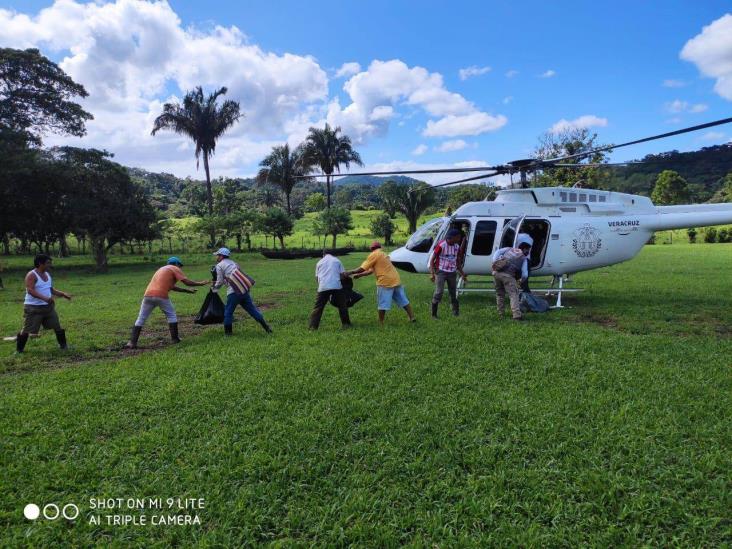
top-left (124, 257), bottom-right (209, 349)
top-left (345, 241), bottom-right (416, 326)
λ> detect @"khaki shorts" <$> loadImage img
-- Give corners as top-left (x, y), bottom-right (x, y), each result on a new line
top-left (22, 303), bottom-right (62, 333)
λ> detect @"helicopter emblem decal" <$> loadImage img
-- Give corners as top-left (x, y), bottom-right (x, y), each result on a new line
top-left (572, 224), bottom-right (602, 258)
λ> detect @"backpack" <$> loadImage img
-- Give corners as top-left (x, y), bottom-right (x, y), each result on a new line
top-left (226, 266), bottom-right (255, 295)
top-left (519, 292), bottom-right (550, 313)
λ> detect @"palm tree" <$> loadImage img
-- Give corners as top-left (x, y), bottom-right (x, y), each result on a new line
top-left (151, 86), bottom-right (241, 233)
top-left (302, 123), bottom-right (363, 208)
top-left (257, 143), bottom-right (311, 215)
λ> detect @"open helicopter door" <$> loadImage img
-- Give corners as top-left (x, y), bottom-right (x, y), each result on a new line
top-left (498, 215), bottom-right (526, 249)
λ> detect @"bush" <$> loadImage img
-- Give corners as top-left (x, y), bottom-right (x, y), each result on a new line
top-left (718, 229), bottom-right (730, 243)
top-left (704, 228), bottom-right (717, 243)
top-left (687, 228), bottom-right (697, 243)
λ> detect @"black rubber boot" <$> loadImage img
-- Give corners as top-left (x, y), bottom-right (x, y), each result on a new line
top-left (55, 329), bottom-right (67, 350)
top-left (452, 301), bottom-right (460, 317)
top-left (258, 319), bottom-right (273, 333)
top-left (431, 302), bottom-right (439, 318)
top-left (15, 333), bottom-right (29, 354)
top-left (224, 324), bottom-right (233, 336)
top-left (168, 323), bottom-right (181, 344)
top-left (124, 326), bottom-right (142, 349)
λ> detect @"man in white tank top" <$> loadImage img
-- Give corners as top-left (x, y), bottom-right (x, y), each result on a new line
top-left (16, 254), bottom-right (73, 353)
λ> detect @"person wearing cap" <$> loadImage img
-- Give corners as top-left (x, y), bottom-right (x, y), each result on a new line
top-left (212, 248), bottom-right (273, 336)
top-left (345, 241), bottom-right (416, 326)
top-left (15, 254), bottom-right (73, 354)
top-left (491, 236), bottom-right (532, 321)
top-left (429, 228), bottom-right (466, 318)
top-left (308, 250), bottom-right (351, 330)
top-left (515, 233), bottom-right (534, 292)
top-left (124, 257), bottom-right (209, 349)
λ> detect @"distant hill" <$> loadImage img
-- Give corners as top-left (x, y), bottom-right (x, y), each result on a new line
top-left (333, 175), bottom-right (422, 186)
top-left (604, 143), bottom-right (732, 202)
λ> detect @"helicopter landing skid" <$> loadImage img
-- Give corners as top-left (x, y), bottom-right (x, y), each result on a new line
top-left (456, 275), bottom-right (582, 309)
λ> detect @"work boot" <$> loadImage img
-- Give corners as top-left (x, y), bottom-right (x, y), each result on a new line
top-left (55, 329), bottom-right (68, 350)
top-left (452, 302), bottom-right (459, 317)
top-left (258, 319), bottom-right (273, 333)
top-left (224, 324), bottom-right (233, 336)
top-left (15, 333), bottom-right (29, 354)
top-left (168, 322), bottom-right (181, 344)
top-left (431, 302), bottom-right (439, 319)
top-left (124, 326), bottom-right (142, 349)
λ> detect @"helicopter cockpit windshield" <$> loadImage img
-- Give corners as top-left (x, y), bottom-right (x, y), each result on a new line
top-left (405, 218), bottom-right (445, 253)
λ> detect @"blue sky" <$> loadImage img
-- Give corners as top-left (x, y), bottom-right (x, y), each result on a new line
top-left (2, 0), bottom-right (731, 182)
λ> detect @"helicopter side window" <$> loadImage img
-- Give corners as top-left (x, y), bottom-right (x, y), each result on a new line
top-left (405, 218), bottom-right (443, 253)
top-left (470, 221), bottom-right (497, 255)
top-left (569, 193), bottom-right (578, 203)
top-left (560, 191), bottom-right (568, 202)
top-left (589, 194), bottom-right (597, 202)
top-left (579, 193), bottom-right (587, 202)
top-left (599, 195), bottom-right (607, 202)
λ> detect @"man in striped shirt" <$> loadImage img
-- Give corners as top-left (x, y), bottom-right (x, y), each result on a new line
top-left (429, 229), bottom-right (465, 318)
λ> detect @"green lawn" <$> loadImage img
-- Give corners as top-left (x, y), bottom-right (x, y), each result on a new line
top-left (1, 245), bottom-right (731, 546)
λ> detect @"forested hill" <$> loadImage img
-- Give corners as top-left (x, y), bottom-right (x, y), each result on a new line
top-left (603, 143), bottom-right (732, 202)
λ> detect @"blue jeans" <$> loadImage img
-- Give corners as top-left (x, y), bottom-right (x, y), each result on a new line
top-left (224, 292), bottom-right (265, 326)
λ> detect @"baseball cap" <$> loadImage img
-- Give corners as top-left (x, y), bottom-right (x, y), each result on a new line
top-left (213, 247), bottom-right (231, 257)
top-left (369, 241), bottom-right (382, 250)
top-left (167, 256), bottom-right (183, 267)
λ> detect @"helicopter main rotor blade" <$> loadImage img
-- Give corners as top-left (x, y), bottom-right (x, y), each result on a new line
top-left (296, 166), bottom-right (503, 178)
top-left (550, 162), bottom-right (639, 168)
top-left (545, 116), bottom-right (732, 164)
top-left (405, 173), bottom-right (500, 195)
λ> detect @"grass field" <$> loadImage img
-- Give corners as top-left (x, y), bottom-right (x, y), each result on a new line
top-left (1, 245), bottom-right (731, 546)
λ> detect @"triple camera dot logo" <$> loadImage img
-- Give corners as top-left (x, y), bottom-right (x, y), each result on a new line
top-left (24, 502), bottom-right (79, 521)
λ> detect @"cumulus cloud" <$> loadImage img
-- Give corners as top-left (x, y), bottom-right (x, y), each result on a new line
top-left (0, 0), bottom-right (328, 176)
top-left (664, 99), bottom-right (708, 113)
top-left (681, 14), bottom-right (732, 100)
top-left (458, 65), bottom-right (491, 80)
top-left (549, 115), bottom-right (607, 134)
top-left (412, 144), bottom-right (428, 156)
top-left (435, 139), bottom-right (469, 152)
top-left (327, 59), bottom-right (507, 141)
top-left (335, 62), bottom-right (361, 78)
top-left (423, 112), bottom-right (507, 137)
top-left (539, 70), bottom-right (556, 78)
top-left (662, 79), bottom-right (687, 88)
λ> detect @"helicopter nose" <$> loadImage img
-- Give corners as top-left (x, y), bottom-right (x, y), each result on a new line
top-left (389, 247), bottom-right (419, 273)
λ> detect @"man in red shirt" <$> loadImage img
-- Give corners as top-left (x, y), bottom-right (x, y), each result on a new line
top-left (430, 229), bottom-right (466, 318)
top-left (124, 257), bottom-right (209, 349)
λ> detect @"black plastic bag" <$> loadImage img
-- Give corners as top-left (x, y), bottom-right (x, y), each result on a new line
top-left (330, 277), bottom-right (364, 308)
top-left (194, 290), bottom-right (225, 325)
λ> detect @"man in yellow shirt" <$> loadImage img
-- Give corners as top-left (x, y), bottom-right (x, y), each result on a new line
top-left (345, 241), bottom-right (416, 326)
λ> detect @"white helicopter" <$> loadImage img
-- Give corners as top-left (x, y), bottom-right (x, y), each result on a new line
top-left (307, 117), bottom-right (732, 306)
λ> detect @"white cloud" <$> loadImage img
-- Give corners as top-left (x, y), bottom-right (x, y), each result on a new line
top-left (435, 139), bottom-right (469, 152)
top-left (662, 79), bottom-right (687, 88)
top-left (423, 112), bottom-right (507, 137)
top-left (0, 0), bottom-right (328, 177)
top-left (502, 96), bottom-right (513, 104)
top-left (459, 65), bottom-right (491, 80)
top-left (412, 144), bottom-right (428, 156)
top-left (539, 70), bottom-right (556, 78)
top-left (681, 14), bottom-right (732, 100)
top-left (664, 99), bottom-right (708, 113)
top-left (700, 131), bottom-right (725, 140)
top-left (328, 59), bottom-right (507, 141)
top-left (549, 115), bottom-right (607, 134)
top-left (505, 69), bottom-right (519, 78)
top-left (335, 62), bottom-right (361, 78)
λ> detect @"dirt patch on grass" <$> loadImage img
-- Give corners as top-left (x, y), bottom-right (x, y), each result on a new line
top-left (573, 312), bottom-right (620, 329)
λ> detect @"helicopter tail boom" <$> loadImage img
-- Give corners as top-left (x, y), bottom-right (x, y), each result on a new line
top-left (646, 204), bottom-right (732, 231)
